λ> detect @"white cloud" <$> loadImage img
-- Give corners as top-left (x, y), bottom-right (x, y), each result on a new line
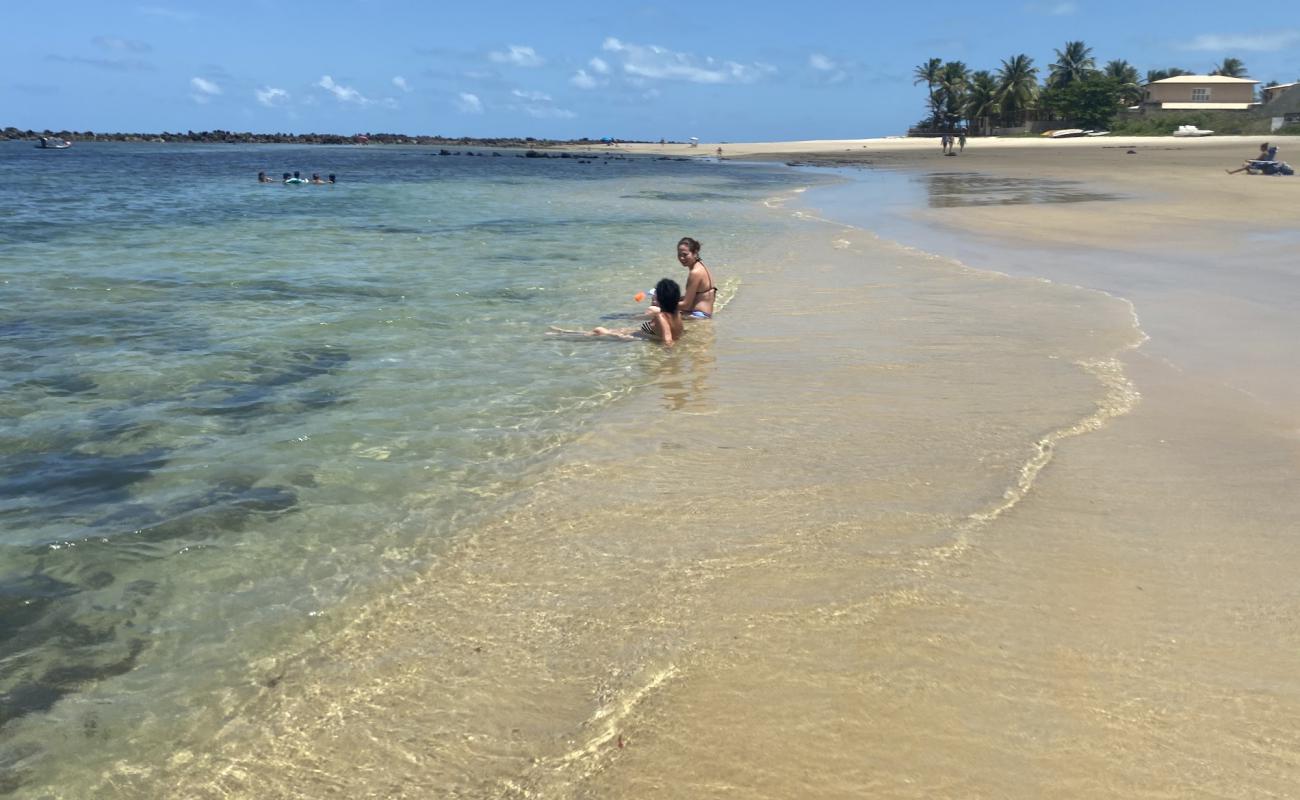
top-left (190, 76), bottom-right (221, 95)
top-left (190, 76), bottom-right (221, 102)
top-left (137, 5), bottom-right (196, 21)
top-left (1182, 30), bottom-right (1300, 52)
top-left (456, 92), bottom-right (483, 113)
top-left (489, 45), bottom-right (543, 67)
top-left (393, 75), bottom-right (411, 92)
top-left (512, 89), bottom-right (552, 101)
top-left (589, 57), bottom-right (610, 74)
top-left (1025, 1), bottom-right (1076, 13)
top-left (519, 104), bottom-right (576, 119)
top-left (318, 75), bottom-right (370, 105)
top-left (256, 86), bottom-right (289, 107)
top-left (601, 37), bottom-right (775, 84)
top-left (808, 53), bottom-right (850, 84)
top-left (93, 36), bottom-right (151, 53)
top-left (571, 69), bottom-right (600, 89)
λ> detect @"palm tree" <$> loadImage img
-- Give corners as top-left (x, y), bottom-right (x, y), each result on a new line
top-left (937, 60), bottom-right (970, 128)
top-left (1211, 57), bottom-right (1248, 78)
top-left (1146, 67), bottom-right (1190, 83)
top-left (996, 54), bottom-right (1038, 127)
top-left (1048, 40), bottom-right (1096, 88)
top-left (1104, 59), bottom-right (1143, 106)
top-left (913, 58), bottom-right (944, 128)
top-left (964, 71), bottom-right (1000, 136)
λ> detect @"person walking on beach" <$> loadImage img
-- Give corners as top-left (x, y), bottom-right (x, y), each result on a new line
top-left (674, 237), bottom-right (717, 319)
top-left (940, 134), bottom-right (950, 154)
top-left (959, 131), bottom-right (967, 153)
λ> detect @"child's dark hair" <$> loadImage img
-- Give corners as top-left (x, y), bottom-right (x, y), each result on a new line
top-left (677, 236), bottom-right (701, 254)
top-left (654, 278), bottom-right (682, 314)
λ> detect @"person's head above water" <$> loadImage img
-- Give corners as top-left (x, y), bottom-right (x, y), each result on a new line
top-left (293, 171), bottom-right (300, 179)
top-left (282, 172), bottom-right (291, 180)
top-left (654, 278), bottom-right (682, 314)
top-left (328, 174), bottom-right (336, 183)
top-left (676, 236), bottom-right (701, 267)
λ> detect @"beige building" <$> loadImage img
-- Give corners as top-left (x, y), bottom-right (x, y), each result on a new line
top-left (1262, 82), bottom-right (1298, 104)
top-left (1142, 75), bottom-right (1259, 111)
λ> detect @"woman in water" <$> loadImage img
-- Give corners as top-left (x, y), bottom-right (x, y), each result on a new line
top-left (554, 278), bottom-right (685, 346)
top-left (674, 237), bottom-right (716, 319)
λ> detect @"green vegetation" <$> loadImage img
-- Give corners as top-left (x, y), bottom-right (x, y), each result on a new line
top-left (1040, 76), bottom-right (1124, 130)
top-left (1108, 111), bottom-right (1275, 137)
top-left (913, 43), bottom-right (1292, 136)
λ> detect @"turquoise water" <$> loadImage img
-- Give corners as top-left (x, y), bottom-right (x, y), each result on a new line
top-left (0, 142), bottom-right (815, 793)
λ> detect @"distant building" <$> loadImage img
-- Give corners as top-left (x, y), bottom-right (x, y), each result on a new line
top-left (1261, 82), bottom-right (1298, 104)
top-left (1141, 75), bottom-right (1259, 111)
top-left (1256, 83), bottom-right (1300, 131)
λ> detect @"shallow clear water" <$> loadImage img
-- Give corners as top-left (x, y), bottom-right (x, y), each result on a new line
top-left (0, 142), bottom-right (819, 793)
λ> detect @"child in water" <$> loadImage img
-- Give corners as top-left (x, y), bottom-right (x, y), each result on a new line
top-left (552, 278), bottom-right (685, 345)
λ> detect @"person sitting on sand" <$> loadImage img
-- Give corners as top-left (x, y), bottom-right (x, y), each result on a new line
top-left (1227, 142), bottom-right (1278, 174)
top-left (555, 278), bottom-right (685, 345)
top-left (672, 237), bottom-right (717, 319)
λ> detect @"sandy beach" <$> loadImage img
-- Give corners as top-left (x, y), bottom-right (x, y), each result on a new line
top-left (71, 137), bottom-right (1300, 798)
top-left (575, 135), bottom-right (1300, 797)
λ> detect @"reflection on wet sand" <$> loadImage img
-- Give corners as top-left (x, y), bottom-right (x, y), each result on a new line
top-left (920, 172), bottom-right (1124, 207)
top-left (654, 327), bottom-right (717, 412)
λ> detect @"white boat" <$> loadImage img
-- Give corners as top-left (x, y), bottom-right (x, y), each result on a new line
top-left (35, 137), bottom-right (72, 149)
top-left (1172, 125), bottom-right (1214, 137)
top-left (1049, 129), bottom-right (1086, 138)
top-left (1086, 130), bottom-right (1111, 137)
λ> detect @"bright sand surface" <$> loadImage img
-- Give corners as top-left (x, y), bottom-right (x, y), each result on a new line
top-left (582, 135), bottom-right (1300, 796)
top-left (100, 137), bottom-right (1300, 798)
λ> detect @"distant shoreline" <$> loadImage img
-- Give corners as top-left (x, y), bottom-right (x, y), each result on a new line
top-left (2, 127), bottom-right (652, 148)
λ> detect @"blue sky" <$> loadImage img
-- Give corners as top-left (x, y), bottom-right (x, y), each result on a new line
top-left (4, 1), bottom-right (1298, 140)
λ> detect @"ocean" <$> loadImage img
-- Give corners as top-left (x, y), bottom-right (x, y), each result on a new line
top-left (0, 142), bottom-right (823, 795)
top-left (2, 141), bottom-right (1162, 798)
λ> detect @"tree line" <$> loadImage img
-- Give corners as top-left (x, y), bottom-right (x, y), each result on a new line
top-left (914, 43), bottom-right (1292, 134)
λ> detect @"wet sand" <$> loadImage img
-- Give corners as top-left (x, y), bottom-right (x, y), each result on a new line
top-left (87, 139), bottom-right (1300, 798)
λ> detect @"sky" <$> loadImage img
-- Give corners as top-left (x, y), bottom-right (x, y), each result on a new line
top-left (4, 1), bottom-right (1299, 141)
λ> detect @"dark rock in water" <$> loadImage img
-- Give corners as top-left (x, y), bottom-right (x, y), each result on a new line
top-left (0, 448), bottom-right (169, 509)
top-left (492, 152), bottom-right (501, 156)
top-left (18, 374), bottom-right (97, 396)
top-left (251, 347), bottom-right (351, 388)
top-left (439, 149), bottom-right (451, 156)
top-left (0, 573), bottom-right (80, 643)
top-left (0, 638), bottom-right (146, 722)
top-left (559, 152), bottom-right (571, 159)
top-left (82, 570), bottom-right (115, 591)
